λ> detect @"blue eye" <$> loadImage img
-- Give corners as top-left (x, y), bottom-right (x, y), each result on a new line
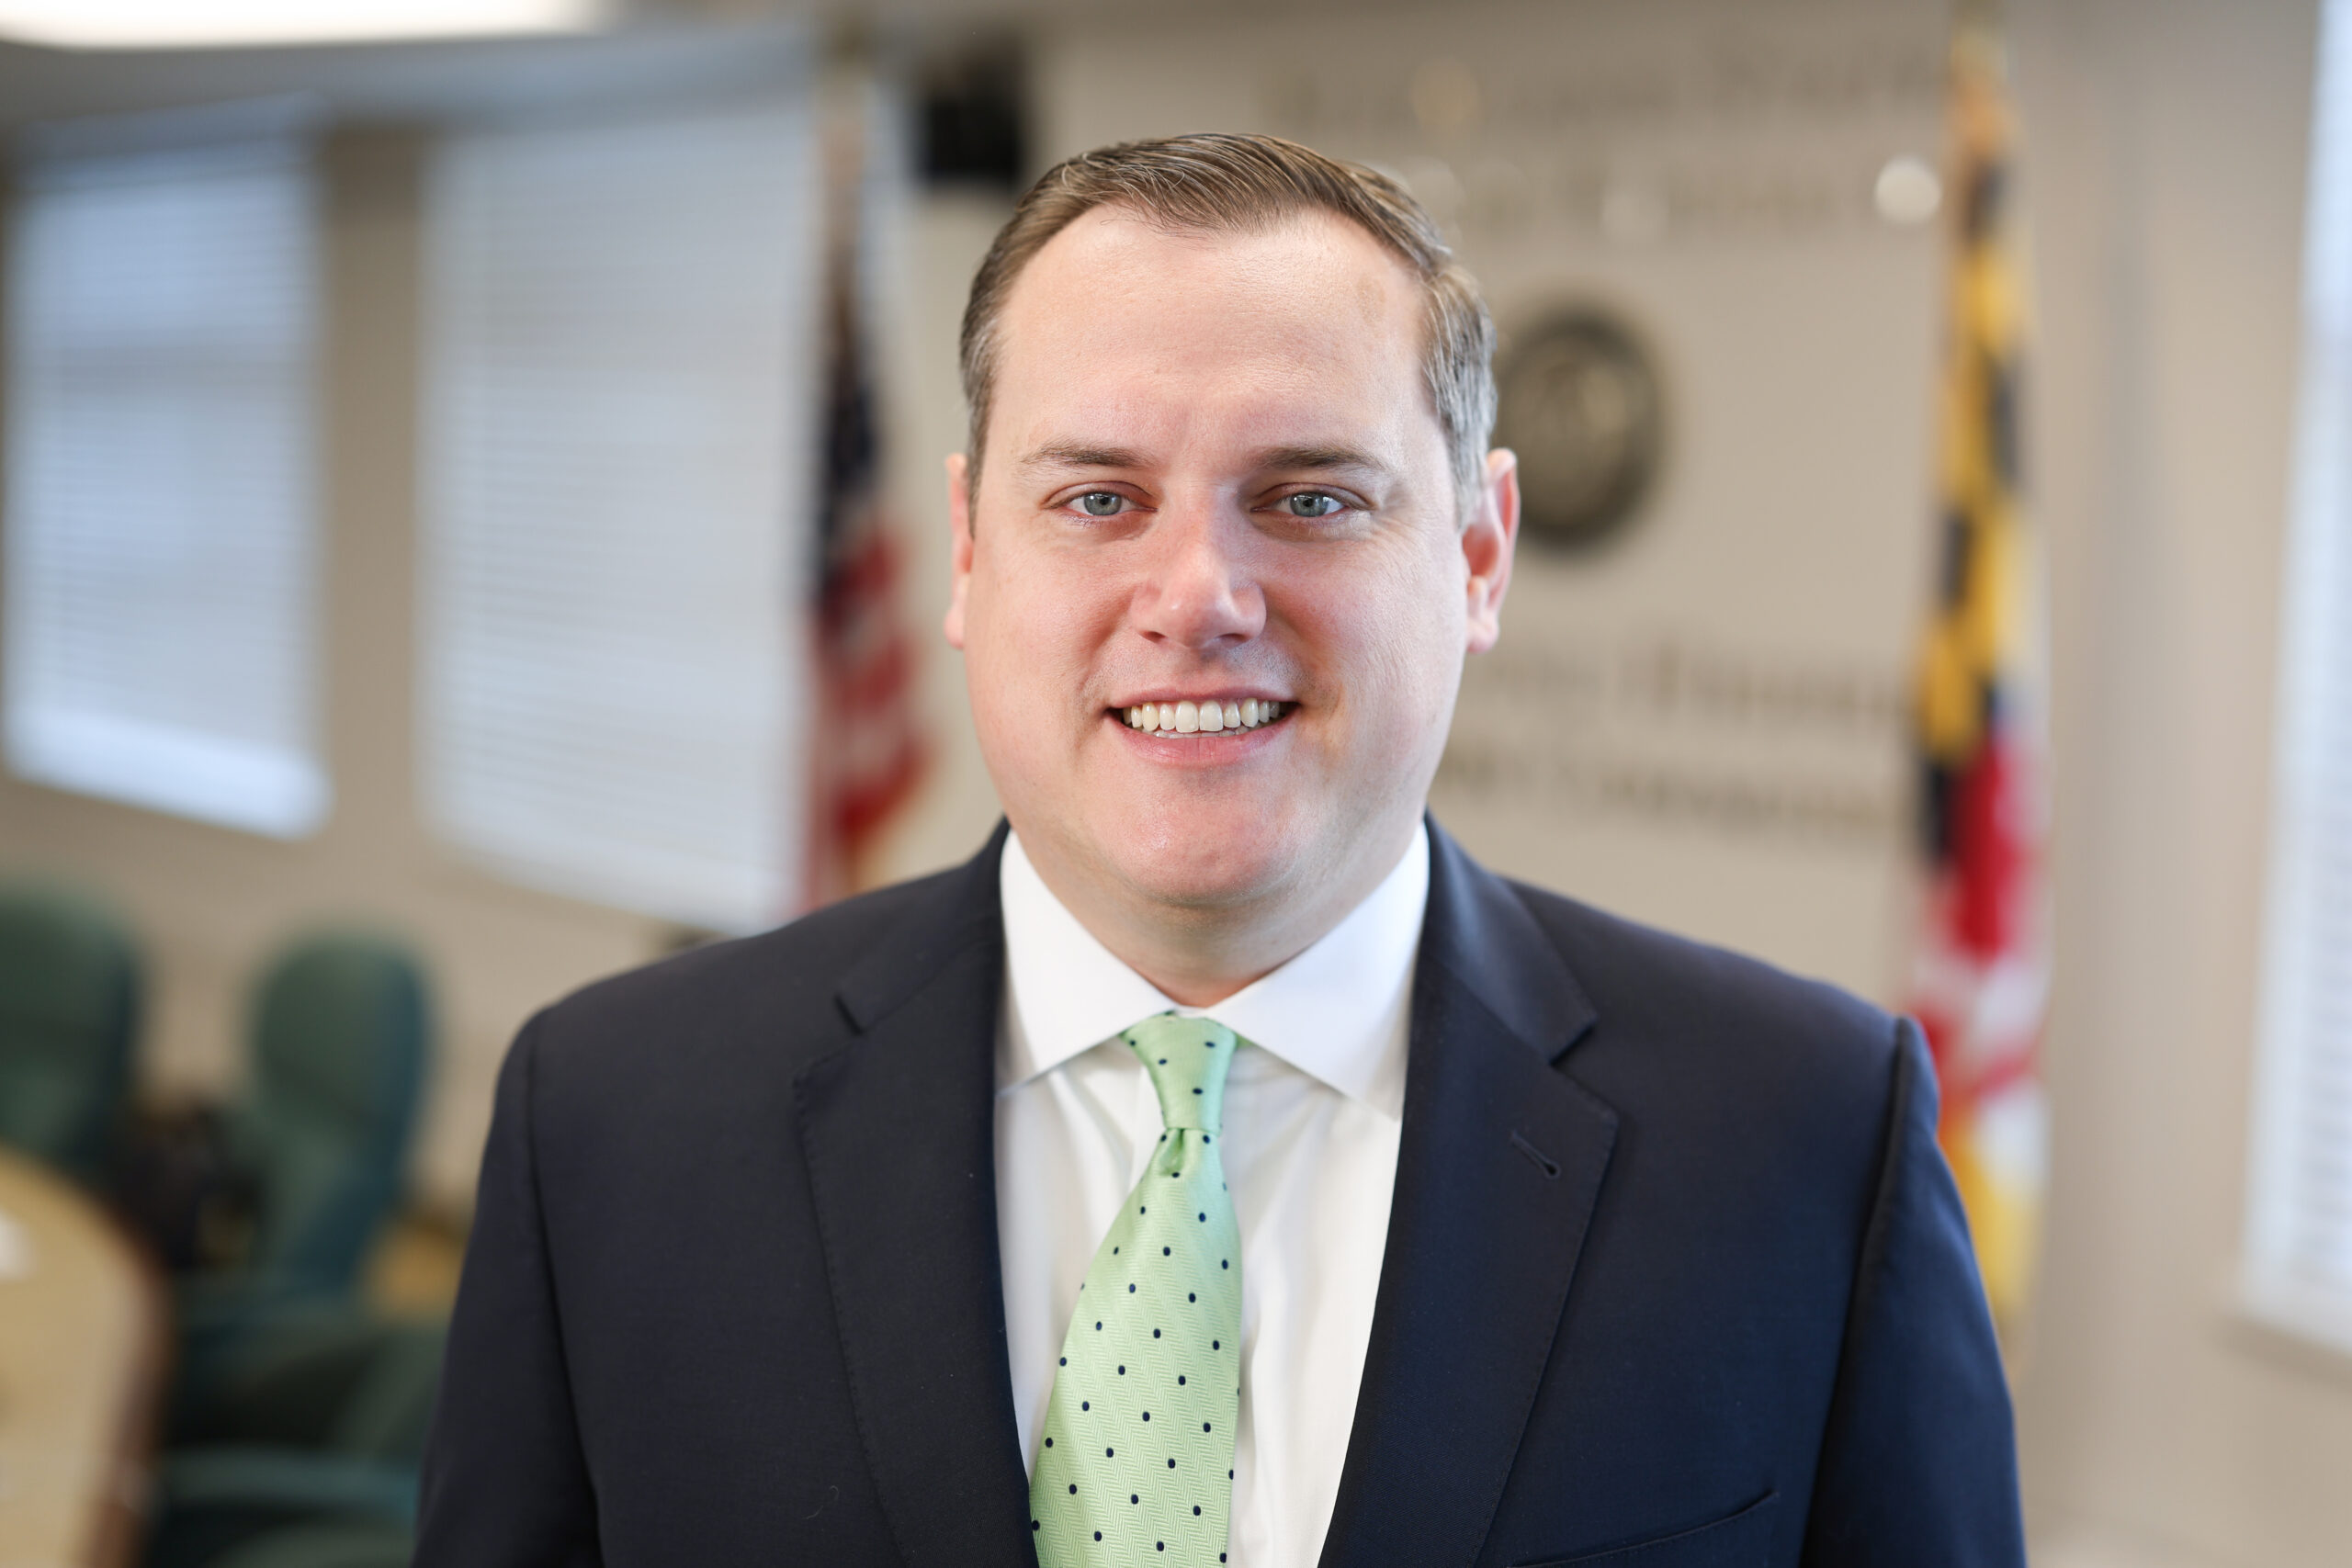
top-left (1283, 492), bottom-right (1344, 518)
top-left (1078, 491), bottom-right (1125, 517)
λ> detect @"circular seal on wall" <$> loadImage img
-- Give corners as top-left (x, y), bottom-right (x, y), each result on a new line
top-left (1492, 307), bottom-right (1664, 553)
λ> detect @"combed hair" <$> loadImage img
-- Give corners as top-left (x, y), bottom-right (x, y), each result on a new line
top-left (958, 131), bottom-right (1498, 519)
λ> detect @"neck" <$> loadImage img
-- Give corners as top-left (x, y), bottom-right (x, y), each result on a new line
top-left (1013, 817), bottom-right (1420, 1008)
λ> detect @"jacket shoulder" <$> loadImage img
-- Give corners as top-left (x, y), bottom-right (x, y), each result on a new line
top-left (1510, 879), bottom-right (1894, 1050)
top-left (527, 863), bottom-right (978, 1089)
top-left (1502, 877), bottom-right (1906, 1150)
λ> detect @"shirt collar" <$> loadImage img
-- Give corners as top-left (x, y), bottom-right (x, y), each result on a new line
top-left (997, 821), bottom-right (1428, 1120)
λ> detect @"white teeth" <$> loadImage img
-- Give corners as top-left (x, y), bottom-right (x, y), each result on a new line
top-left (1125, 698), bottom-right (1288, 732)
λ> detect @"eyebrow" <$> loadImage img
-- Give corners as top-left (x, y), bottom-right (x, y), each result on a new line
top-left (1018, 442), bottom-right (1149, 471)
top-left (1254, 444), bottom-right (1386, 476)
top-left (1014, 441), bottom-right (1390, 476)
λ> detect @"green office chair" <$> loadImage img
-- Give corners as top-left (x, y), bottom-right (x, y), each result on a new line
top-left (0, 880), bottom-right (140, 1185)
top-left (153, 935), bottom-right (437, 1568)
top-left (175, 932), bottom-right (432, 1412)
top-left (233, 932), bottom-right (431, 1296)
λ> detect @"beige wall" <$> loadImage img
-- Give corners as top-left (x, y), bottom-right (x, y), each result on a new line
top-left (2012, 0), bottom-right (2352, 1562)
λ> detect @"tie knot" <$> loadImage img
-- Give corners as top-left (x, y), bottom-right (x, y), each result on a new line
top-left (1121, 1013), bottom-right (1237, 1133)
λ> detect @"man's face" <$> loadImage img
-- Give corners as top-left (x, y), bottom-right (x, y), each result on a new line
top-left (946, 206), bottom-right (1516, 932)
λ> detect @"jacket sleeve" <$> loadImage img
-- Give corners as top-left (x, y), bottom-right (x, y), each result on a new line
top-left (414, 1013), bottom-right (603, 1567)
top-left (1802, 1017), bottom-right (2028, 1567)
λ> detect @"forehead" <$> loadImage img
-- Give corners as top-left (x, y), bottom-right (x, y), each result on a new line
top-left (987, 205), bottom-right (1434, 467)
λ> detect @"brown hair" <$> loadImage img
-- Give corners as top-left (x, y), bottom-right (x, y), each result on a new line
top-left (958, 131), bottom-right (1497, 519)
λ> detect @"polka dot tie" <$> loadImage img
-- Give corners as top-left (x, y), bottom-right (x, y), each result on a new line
top-left (1031, 1014), bottom-right (1242, 1566)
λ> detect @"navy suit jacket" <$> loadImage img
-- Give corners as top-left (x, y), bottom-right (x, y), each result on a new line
top-left (416, 820), bottom-right (2025, 1567)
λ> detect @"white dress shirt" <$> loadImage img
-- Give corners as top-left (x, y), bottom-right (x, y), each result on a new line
top-left (995, 823), bottom-right (1428, 1568)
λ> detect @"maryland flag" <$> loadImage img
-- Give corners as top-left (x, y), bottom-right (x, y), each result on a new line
top-left (804, 62), bottom-right (928, 908)
top-left (1908, 10), bottom-right (2049, 1335)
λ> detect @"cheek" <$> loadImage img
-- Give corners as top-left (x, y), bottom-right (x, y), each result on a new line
top-left (965, 531), bottom-right (1118, 716)
top-left (1316, 536), bottom-right (1467, 724)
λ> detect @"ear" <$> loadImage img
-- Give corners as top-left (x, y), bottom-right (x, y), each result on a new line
top-left (1463, 447), bottom-right (1521, 654)
top-left (944, 452), bottom-right (975, 649)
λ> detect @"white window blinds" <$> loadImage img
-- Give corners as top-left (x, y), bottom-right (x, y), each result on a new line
top-left (4, 110), bottom-right (326, 838)
top-left (420, 100), bottom-right (815, 931)
top-left (2245, 0), bottom-right (2352, 1353)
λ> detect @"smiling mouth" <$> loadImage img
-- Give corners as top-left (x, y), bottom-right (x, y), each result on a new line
top-left (1116, 699), bottom-right (1288, 735)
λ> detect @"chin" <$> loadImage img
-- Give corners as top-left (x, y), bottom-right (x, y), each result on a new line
top-left (1100, 813), bottom-right (1302, 914)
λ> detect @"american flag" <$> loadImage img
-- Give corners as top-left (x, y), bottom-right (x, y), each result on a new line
top-left (804, 80), bottom-right (927, 909)
top-left (1906, 11), bottom-right (2050, 1335)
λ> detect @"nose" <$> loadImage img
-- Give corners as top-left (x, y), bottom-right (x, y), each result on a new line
top-left (1129, 502), bottom-right (1265, 653)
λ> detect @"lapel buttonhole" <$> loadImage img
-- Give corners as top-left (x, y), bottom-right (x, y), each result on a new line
top-left (1510, 1130), bottom-right (1562, 1179)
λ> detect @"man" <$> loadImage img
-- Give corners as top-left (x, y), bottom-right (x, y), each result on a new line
top-left (417, 134), bottom-right (2024, 1567)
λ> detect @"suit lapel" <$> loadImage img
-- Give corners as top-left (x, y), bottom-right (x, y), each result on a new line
top-left (1317, 821), bottom-right (1618, 1568)
top-left (797, 827), bottom-right (1039, 1568)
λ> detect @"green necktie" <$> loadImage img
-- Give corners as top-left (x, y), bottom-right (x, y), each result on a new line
top-left (1031, 1014), bottom-right (1242, 1566)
